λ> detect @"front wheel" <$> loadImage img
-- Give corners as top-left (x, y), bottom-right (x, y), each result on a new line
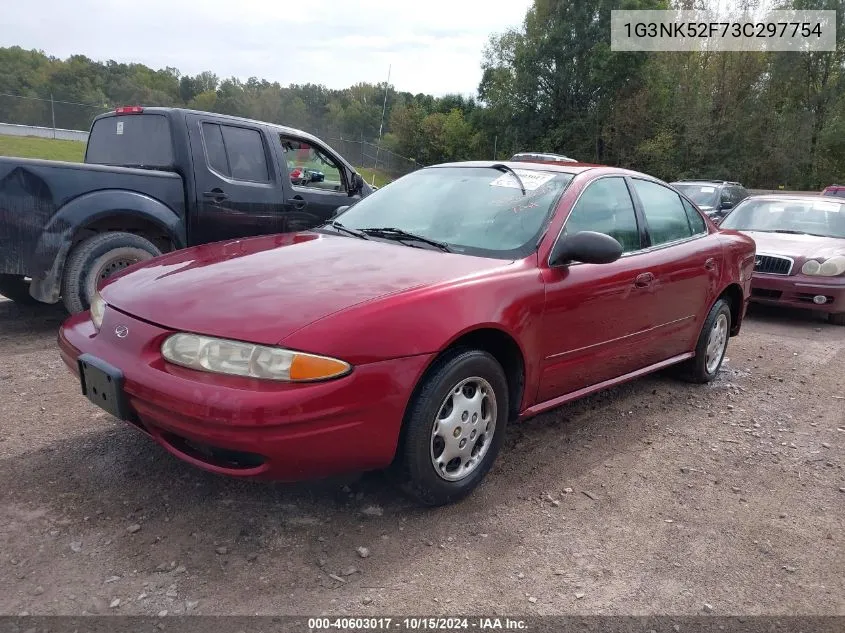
top-left (678, 298), bottom-right (732, 384)
top-left (61, 232), bottom-right (161, 314)
top-left (391, 349), bottom-right (509, 506)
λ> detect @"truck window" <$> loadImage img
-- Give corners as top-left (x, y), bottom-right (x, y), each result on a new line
top-left (86, 114), bottom-right (174, 168)
top-left (280, 136), bottom-right (347, 193)
top-left (200, 122), bottom-right (270, 183)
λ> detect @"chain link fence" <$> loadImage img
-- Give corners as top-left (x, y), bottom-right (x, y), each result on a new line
top-left (326, 136), bottom-right (420, 180)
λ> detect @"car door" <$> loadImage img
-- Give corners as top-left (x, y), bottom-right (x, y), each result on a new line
top-left (537, 175), bottom-right (658, 403)
top-left (627, 178), bottom-right (722, 363)
top-left (276, 135), bottom-right (360, 231)
top-left (186, 116), bottom-right (288, 243)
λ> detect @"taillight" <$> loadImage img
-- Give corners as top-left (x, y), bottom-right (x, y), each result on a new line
top-left (115, 106), bottom-right (144, 114)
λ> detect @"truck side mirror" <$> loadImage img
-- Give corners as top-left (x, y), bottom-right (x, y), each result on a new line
top-left (350, 173), bottom-right (364, 196)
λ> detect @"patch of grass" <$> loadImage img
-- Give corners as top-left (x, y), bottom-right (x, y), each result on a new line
top-left (356, 167), bottom-right (393, 188)
top-left (0, 134), bottom-right (85, 162)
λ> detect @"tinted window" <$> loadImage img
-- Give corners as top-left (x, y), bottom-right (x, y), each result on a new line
top-left (220, 125), bottom-right (269, 182)
top-left (682, 198), bottom-right (707, 234)
top-left (562, 177), bottom-right (640, 252)
top-left (86, 114), bottom-right (174, 167)
top-left (201, 123), bottom-right (229, 176)
top-left (632, 179), bottom-right (695, 246)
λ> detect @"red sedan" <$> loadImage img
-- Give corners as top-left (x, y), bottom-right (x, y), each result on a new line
top-left (719, 195), bottom-right (845, 325)
top-left (58, 162), bottom-right (755, 506)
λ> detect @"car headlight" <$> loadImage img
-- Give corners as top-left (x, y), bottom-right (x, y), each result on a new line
top-left (802, 256), bottom-right (845, 277)
top-left (161, 333), bottom-right (351, 382)
top-left (90, 292), bottom-right (106, 330)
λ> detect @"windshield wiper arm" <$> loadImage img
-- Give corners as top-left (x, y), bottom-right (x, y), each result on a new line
top-left (323, 221), bottom-right (369, 240)
top-left (360, 227), bottom-right (452, 252)
top-left (770, 229), bottom-right (808, 235)
top-left (491, 163), bottom-right (526, 195)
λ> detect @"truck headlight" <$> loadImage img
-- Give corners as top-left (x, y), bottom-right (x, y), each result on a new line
top-left (161, 333), bottom-right (351, 382)
top-left (90, 292), bottom-right (106, 330)
top-left (802, 256), bottom-right (845, 277)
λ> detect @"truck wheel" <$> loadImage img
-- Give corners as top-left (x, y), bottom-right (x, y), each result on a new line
top-left (0, 274), bottom-right (39, 304)
top-left (62, 232), bottom-right (161, 314)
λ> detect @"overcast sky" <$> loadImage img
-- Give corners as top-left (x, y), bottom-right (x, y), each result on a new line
top-left (3, 0), bottom-right (534, 97)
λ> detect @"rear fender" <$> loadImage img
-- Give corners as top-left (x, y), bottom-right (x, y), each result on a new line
top-left (28, 190), bottom-right (186, 303)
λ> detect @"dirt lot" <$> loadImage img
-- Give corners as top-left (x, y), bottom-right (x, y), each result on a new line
top-left (0, 297), bottom-right (843, 617)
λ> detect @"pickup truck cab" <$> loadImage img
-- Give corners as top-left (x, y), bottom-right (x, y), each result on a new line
top-left (0, 106), bottom-right (373, 312)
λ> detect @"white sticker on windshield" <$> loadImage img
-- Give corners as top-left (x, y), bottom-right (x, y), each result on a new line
top-left (700, 186), bottom-right (715, 193)
top-left (116, 121), bottom-right (124, 135)
top-left (490, 170), bottom-right (555, 191)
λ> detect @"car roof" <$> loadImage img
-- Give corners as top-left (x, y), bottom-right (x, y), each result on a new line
top-left (96, 106), bottom-right (326, 146)
top-left (428, 160), bottom-right (624, 176)
top-left (671, 180), bottom-right (742, 186)
top-left (743, 194), bottom-right (843, 205)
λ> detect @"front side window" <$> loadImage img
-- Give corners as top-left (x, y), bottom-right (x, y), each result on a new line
top-left (281, 137), bottom-right (346, 193)
top-left (632, 179), bottom-right (696, 246)
top-left (335, 166), bottom-right (575, 259)
top-left (562, 177), bottom-right (641, 252)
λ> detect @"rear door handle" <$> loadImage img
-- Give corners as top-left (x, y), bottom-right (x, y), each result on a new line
top-left (635, 272), bottom-right (654, 288)
top-left (705, 257), bottom-right (717, 271)
top-left (202, 188), bottom-right (228, 202)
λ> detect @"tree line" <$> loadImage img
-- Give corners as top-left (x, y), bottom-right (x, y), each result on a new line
top-left (1, 0), bottom-right (843, 189)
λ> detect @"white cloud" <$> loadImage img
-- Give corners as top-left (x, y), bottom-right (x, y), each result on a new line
top-left (3, 0), bottom-right (533, 96)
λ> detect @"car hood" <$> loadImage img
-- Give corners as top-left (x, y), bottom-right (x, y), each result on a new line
top-left (101, 232), bottom-right (510, 345)
top-left (742, 231), bottom-right (845, 260)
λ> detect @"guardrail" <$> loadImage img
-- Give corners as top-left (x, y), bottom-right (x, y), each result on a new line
top-left (0, 122), bottom-right (88, 142)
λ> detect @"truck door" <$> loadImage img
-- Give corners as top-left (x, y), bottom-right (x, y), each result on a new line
top-left (186, 114), bottom-right (288, 243)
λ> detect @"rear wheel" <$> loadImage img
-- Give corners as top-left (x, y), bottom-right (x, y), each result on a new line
top-left (391, 349), bottom-right (509, 506)
top-left (678, 298), bottom-right (732, 383)
top-left (0, 274), bottom-right (38, 304)
top-left (61, 232), bottom-right (161, 314)
top-left (829, 312), bottom-right (845, 326)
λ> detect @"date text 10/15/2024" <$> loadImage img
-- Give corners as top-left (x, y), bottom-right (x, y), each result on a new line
top-left (307, 617), bottom-right (528, 631)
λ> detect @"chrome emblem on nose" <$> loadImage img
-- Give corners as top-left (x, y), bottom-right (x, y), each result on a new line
top-left (114, 325), bottom-right (129, 338)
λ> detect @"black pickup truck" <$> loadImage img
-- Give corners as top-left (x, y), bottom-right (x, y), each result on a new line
top-left (0, 106), bottom-right (373, 312)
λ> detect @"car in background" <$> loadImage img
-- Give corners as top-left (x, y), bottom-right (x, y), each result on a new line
top-left (671, 180), bottom-right (750, 222)
top-left (718, 194), bottom-right (845, 325)
top-left (822, 184), bottom-right (845, 198)
top-left (58, 161), bottom-right (755, 506)
top-left (510, 152), bottom-right (578, 164)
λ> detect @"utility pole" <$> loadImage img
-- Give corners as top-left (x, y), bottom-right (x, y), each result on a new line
top-left (374, 64), bottom-right (391, 171)
top-left (493, 135), bottom-right (497, 161)
top-left (50, 93), bottom-right (56, 139)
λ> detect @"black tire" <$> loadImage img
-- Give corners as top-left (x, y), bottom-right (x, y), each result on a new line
top-left (61, 232), bottom-right (161, 314)
top-left (391, 348), bottom-right (509, 506)
top-left (829, 312), bottom-right (845, 326)
top-left (0, 274), bottom-right (39, 304)
top-left (677, 298), bottom-right (732, 384)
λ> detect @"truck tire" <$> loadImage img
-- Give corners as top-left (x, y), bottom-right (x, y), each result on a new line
top-left (62, 232), bottom-right (161, 314)
top-left (0, 274), bottom-right (39, 305)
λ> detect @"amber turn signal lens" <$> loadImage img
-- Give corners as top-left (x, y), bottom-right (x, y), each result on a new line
top-left (289, 354), bottom-right (351, 381)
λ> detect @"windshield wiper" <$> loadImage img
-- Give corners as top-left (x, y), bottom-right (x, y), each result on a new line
top-left (491, 163), bottom-right (526, 196)
top-left (770, 229), bottom-right (809, 235)
top-left (323, 221), bottom-right (369, 240)
top-left (359, 227), bottom-right (452, 252)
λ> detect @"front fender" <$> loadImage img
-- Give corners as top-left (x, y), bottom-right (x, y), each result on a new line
top-left (28, 190), bottom-right (186, 303)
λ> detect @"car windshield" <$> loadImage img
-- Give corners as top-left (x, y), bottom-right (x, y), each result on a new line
top-left (332, 166), bottom-right (575, 258)
top-left (720, 198), bottom-right (845, 238)
top-left (673, 183), bottom-right (720, 207)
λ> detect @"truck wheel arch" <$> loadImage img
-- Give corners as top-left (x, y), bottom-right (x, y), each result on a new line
top-left (27, 190), bottom-right (186, 304)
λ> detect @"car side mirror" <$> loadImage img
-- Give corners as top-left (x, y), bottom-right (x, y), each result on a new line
top-left (720, 199), bottom-right (734, 210)
top-left (332, 205), bottom-right (349, 218)
top-left (350, 172), bottom-right (364, 196)
top-left (549, 231), bottom-right (623, 267)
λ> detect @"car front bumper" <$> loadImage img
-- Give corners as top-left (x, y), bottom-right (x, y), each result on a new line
top-left (58, 308), bottom-right (433, 481)
top-left (749, 273), bottom-right (845, 314)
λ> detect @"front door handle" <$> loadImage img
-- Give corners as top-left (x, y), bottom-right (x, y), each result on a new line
top-left (291, 195), bottom-right (307, 210)
top-left (202, 188), bottom-right (228, 202)
top-left (634, 272), bottom-right (654, 288)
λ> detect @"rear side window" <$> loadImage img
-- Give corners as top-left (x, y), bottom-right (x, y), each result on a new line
top-left (681, 198), bottom-right (707, 234)
top-left (86, 114), bottom-right (174, 168)
top-left (632, 179), bottom-right (695, 246)
top-left (200, 122), bottom-right (270, 183)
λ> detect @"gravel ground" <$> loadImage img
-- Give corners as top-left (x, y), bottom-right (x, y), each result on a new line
top-left (0, 297), bottom-right (843, 616)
